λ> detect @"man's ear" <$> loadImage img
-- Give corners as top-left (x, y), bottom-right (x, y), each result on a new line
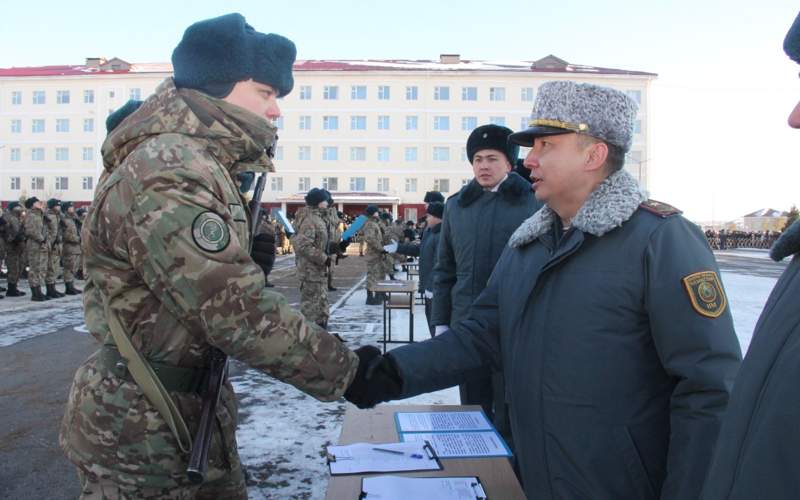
top-left (585, 142), bottom-right (609, 172)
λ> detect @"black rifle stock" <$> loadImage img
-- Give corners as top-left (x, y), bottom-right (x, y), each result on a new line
top-left (186, 172), bottom-right (268, 483)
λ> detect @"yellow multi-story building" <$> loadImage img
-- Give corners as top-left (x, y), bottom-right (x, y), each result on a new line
top-left (0, 55), bottom-right (655, 219)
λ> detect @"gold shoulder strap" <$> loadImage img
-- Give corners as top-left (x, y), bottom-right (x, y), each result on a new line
top-left (104, 300), bottom-right (193, 454)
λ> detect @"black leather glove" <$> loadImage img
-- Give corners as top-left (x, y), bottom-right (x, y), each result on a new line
top-left (344, 346), bottom-right (402, 409)
top-left (251, 233), bottom-right (276, 275)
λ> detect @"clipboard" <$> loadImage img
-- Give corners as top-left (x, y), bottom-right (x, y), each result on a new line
top-left (359, 475), bottom-right (488, 500)
top-left (326, 441), bottom-right (442, 475)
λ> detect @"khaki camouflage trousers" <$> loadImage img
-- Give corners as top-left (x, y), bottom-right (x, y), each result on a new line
top-left (299, 277), bottom-right (329, 327)
top-left (63, 252), bottom-right (81, 282)
top-left (46, 244), bottom-right (61, 284)
top-left (6, 245), bottom-right (24, 284)
top-left (77, 468), bottom-right (246, 500)
top-left (366, 255), bottom-right (385, 290)
top-left (25, 241), bottom-right (46, 287)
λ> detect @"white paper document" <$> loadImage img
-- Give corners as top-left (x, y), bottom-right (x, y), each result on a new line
top-left (395, 411), bottom-right (493, 432)
top-left (400, 431), bottom-right (511, 458)
top-left (361, 475), bottom-right (487, 500)
top-left (326, 441), bottom-right (441, 475)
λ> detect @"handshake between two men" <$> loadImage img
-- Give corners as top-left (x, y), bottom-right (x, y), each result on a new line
top-left (343, 346), bottom-right (404, 409)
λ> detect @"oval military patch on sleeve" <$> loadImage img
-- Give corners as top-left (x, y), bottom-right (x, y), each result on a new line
top-left (682, 271), bottom-right (727, 318)
top-left (192, 211), bottom-right (230, 253)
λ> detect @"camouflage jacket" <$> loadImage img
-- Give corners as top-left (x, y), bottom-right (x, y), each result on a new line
top-left (24, 208), bottom-right (46, 245)
top-left (62, 214), bottom-right (81, 255)
top-left (5, 211), bottom-right (24, 246)
top-left (60, 78), bottom-right (358, 488)
top-left (45, 210), bottom-right (61, 247)
top-left (292, 206), bottom-right (329, 278)
top-left (324, 208), bottom-right (342, 245)
top-left (362, 217), bottom-right (384, 256)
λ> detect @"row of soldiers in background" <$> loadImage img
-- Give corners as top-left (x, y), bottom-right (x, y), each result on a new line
top-left (0, 196), bottom-right (86, 301)
top-left (705, 229), bottom-right (782, 250)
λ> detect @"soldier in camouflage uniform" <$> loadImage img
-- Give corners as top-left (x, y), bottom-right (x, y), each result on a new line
top-left (61, 202), bottom-right (82, 295)
top-left (45, 198), bottom-right (65, 298)
top-left (362, 205), bottom-right (386, 305)
top-left (292, 188), bottom-right (331, 328)
top-left (60, 14), bottom-right (359, 499)
top-left (4, 202), bottom-right (26, 297)
top-left (320, 190), bottom-right (343, 292)
top-left (379, 212), bottom-right (397, 279)
top-left (23, 197), bottom-right (49, 302)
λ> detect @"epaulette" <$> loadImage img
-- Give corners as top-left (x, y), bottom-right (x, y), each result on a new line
top-left (639, 199), bottom-right (682, 218)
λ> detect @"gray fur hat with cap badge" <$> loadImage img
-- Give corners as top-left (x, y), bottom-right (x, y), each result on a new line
top-left (510, 80), bottom-right (638, 152)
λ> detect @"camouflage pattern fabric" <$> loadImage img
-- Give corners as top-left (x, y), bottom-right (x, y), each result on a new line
top-left (381, 220), bottom-right (396, 276)
top-left (44, 210), bottom-right (62, 285)
top-left (292, 206), bottom-right (330, 326)
top-left (4, 211), bottom-right (25, 283)
top-left (62, 214), bottom-right (82, 282)
top-left (24, 208), bottom-right (47, 287)
top-left (361, 217), bottom-right (385, 289)
top-left (60, 78), bottom-right (358, 490)
top-left (77, 467), bottom-right (246, 500)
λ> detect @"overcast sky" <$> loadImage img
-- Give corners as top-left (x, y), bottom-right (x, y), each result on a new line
top-left (1, 0), bottom-right (797, 222)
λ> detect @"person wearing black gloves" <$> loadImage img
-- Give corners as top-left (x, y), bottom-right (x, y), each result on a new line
top-left (292, 188), bottom-right (332, 328)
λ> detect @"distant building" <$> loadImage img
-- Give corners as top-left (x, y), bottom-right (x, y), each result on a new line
top-left (0, 55), bottom-right (656, 218)
top-left (737, 208), bottom-right (788, 232)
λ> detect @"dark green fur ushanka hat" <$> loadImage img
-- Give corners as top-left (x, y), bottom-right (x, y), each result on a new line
top-left (172, 13), bottom-right (297, 98)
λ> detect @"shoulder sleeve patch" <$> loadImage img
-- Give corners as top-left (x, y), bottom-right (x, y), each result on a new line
top-left (639, 199), bottom-right (682, 218)
top-left (192, 211), bottom-right (230, 253)
top-left (228, 203), bottom-right (247, 223)
top-left (682, 271), bottom-right (727, 318)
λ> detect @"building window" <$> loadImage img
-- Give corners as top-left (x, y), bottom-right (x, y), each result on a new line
top-left (349, 177), bottom-right (366, 191)
top-left (351, 85), bottom-right (367, 100)
top-left (129, 88), bottom-right (141, 100)
top-left (57, 90), bottom-right (71, 104)
top-left (405, 116), bottom-right (418, 130)
top-left (433, 116), bottom-right (450, 131)
top-left (323, 86), bottom-right (339, 100)
top-left (31, 177), bottom-right (44, 190)
top-left (323, 116), bottom-right (339, 130)
top-left (322, 147), bottom-right (338, 161)
top-left (462, 116), bottom-right (477, 131)
top-left (84, 118), bottom-right (94, 132)
top-left (33, 90), bottom-right (46, 104)
top-left (298, 146), bottom-right (311, 160)
top-left (521, 87), bottom-right (535, 102)
top-left (489, 116), bottom-right (506, 126)
top-left (82, 176), bottom-right (94, 190)
top-left (461, 148), bottom-right (468, 162)
top-left (350, 147), bottom-right (366, 161)
top-left (32, 119), bottom-right (45, 133)
top-left (11, 120), bottom-right (21, 133)
top-left (377, 177), bottom-right (390, 192)
top-left (270, 177), bottom-right (283, 192)
top-left (378, 86), bottom-right (390, 100)
top-left (82, 147), bottom-right (94, 161)
top-left (298, 177), bottom-right (310, 191)
top-left (108, 89), bottom-right (115, 99)
top-left (299, 115), bottom-right (311, 130)
top-left (626, 90), bottom-right (642, 105)
top-left (274, 116), bottom-right (284, 130)
top-left (56, 119), bottom-right (70, 132)
top-left (405, 178), bottom-right (417, 193)
top-left (10, 177), bottom-right (21, 190)
top-left (11, 91), bottom-right (22, 105)
top-left (433, 178), bottom-right (450, 193)
top-left (406, 86), bottom-right (418, 101)
top-left (10, 148), bottom-right (20, 161)
top-left (56, 147), bottom-right (69, 161)
top-left (520, 116), bottom-right (529, 130)
top-left (634, 119), bottom-right (642, 134)
top-left (377, 147), bottom-right (390, 162)
top-left (322, 177), bottom-right (338, 191)
top-left (462, 178), bottom-right (471, 186)
top-left (351, 115), bottom-right (367, 130)
top-left (405, 147), bottom-right (418, 162)
top-left (31, 148), bottom-right (45, 161)
top-left (275, 146), bottom-right (284, 160)
top-left (461, 87), bottom-right (477, 101)
top-left (55, 177), bottom-right (69, 190)
top-left (434, 86), bottom-right (450, 100)
top-left (84, 89), bottom-right (95, 104)
top-left (377, 115), bottom-right (390, 130)
top-left (489, 87), bottom-right (506, 101)
top-left (433, 147), bottom-right (449, 161)
top-left (299, 86), bottom-right (312, 100)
